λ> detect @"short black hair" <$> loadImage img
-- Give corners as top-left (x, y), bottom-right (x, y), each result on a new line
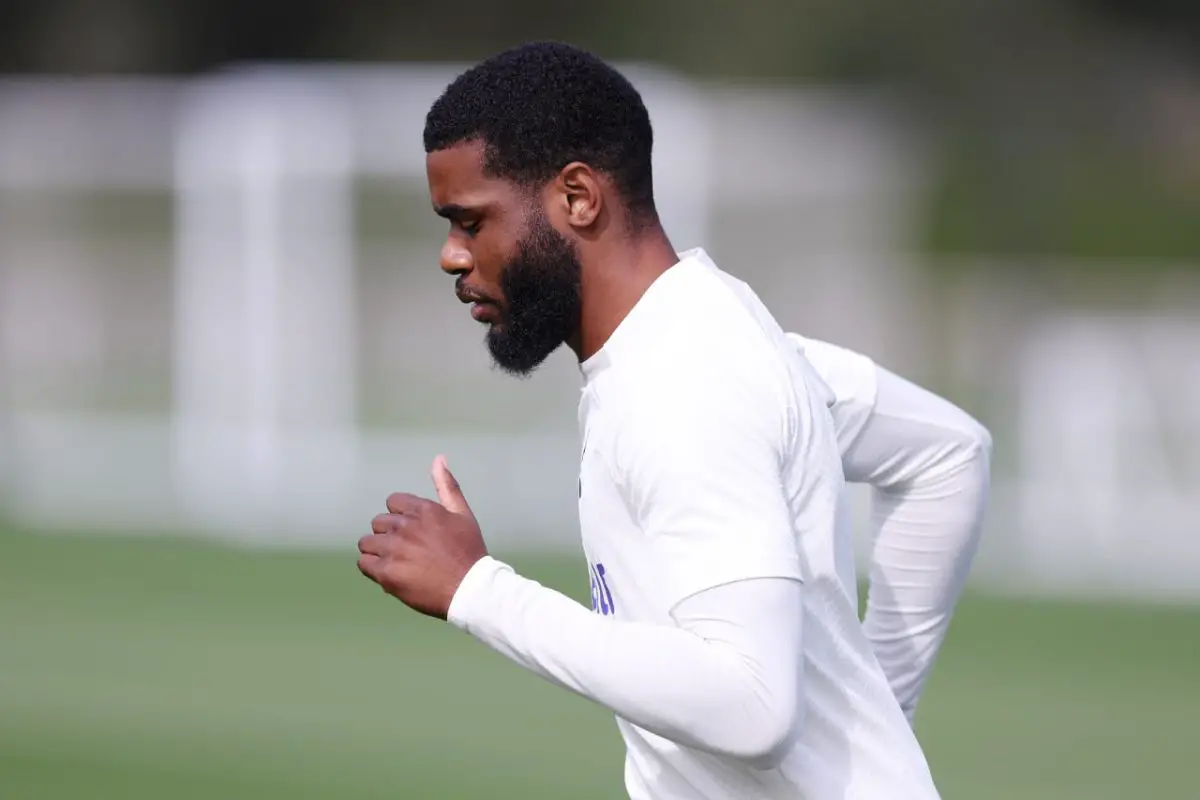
top-left (424, 41), bottom-right (657, 224)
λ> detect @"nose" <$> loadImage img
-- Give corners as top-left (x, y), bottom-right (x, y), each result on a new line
top-left (440, 239), bottom-right (472, 276)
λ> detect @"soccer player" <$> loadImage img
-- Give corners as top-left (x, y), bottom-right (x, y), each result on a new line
top-left (357, 41), bottom-right (985, 799)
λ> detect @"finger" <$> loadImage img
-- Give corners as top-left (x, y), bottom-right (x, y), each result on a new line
top-left (386, 492), bottom-right (430, 516)
top-left (357, 553), bottom-right (383, 582)
top-left (358, 532), bottom-right (393, 556)
top-left (431, 454), bottom-right (475, 520)
top-left (371, 513), bottom-right (406, 535)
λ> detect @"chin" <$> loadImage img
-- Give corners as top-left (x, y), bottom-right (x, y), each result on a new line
top-left (487, 345), bottom-right (556, 378)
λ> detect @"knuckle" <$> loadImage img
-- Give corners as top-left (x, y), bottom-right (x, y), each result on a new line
top-left (371, 513), bottom-right (399, 533)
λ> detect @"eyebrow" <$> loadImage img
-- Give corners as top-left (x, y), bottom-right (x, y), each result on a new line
top-left (434, 203), bottom-right (473, 220)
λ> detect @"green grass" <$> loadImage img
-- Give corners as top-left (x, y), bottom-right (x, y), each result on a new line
top-left (1, 530), bottom-right (1197, 799)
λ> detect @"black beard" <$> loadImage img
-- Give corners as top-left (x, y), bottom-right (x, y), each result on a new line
top-left (485, 212), bottom-right (582, 377)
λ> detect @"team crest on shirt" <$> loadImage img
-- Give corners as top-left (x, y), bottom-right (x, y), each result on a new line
top-left (587, 560), bottom-right (616, 616)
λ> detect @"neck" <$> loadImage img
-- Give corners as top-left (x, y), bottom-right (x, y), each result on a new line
top-left (569, 224), bottom-right (679, 363)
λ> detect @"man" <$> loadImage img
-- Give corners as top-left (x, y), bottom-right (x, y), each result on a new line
top-left (357, 41), bottom-right (986, 798)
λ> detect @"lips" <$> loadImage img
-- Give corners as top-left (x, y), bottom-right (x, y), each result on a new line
top-left (457, 291), bottom-right (498, 324)
top-left (470, 302), bottom-right (498, 322)
top-left (455, 279), bottom-right (501, 324)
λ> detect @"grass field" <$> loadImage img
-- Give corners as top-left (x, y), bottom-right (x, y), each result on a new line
top-left (2, 529), bottom-right (1198, 799)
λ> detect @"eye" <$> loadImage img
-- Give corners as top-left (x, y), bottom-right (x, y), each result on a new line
top-left (457, 218), bottom-right (482, 236)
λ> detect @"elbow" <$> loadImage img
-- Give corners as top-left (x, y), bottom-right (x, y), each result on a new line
top-left (969, 419), bottom-right (988, 462)
top-left (964, 418), bottom-right (993, 465)
top-left (941, 417), bottom-right (992, 484)
top-left (727, 696), bottom-right (804, 770)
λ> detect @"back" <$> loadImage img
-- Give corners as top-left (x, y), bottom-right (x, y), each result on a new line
top-left (707, 253), bottom-right (938, 795)
top-left (708, 253), bottom-right (941, 798)
top-left (579, 249), bottom-right (940, 798)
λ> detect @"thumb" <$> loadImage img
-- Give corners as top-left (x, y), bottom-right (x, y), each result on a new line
top-left (431, 455), bottom-right (475, 519)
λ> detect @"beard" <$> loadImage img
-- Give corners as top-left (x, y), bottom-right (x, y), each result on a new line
top-left (485, 211), bottom-right (583, 377)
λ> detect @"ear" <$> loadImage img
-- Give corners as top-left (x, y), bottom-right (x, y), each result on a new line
top-left (555, 162), bottom-right (604, 230)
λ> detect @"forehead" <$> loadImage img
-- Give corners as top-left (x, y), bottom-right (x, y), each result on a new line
top-left (425, 140), bottom-right (520, 212)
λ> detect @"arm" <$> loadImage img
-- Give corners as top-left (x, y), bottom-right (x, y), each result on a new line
top-left (842, 363), bottom-right (992, 723)
top-left (448, 351), bottom-right (810, 766)
top-left (788, 334), bottom-right (991, 723)
top-left (450, 566), bottom-right (802, 766)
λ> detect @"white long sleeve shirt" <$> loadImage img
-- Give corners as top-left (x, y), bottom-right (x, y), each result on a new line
top-left (791, 335), bottom-right (992, 722)
top-left (448, 249), bottom-right (942, 799)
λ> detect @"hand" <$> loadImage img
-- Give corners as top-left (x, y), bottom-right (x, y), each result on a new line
top-left (357, 455), bottom-right (488, 619)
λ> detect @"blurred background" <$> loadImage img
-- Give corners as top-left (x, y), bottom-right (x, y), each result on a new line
top-left (1, 1), bottom-right (1198, 798)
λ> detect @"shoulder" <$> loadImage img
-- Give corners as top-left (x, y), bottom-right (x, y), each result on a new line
top-left (614, 297), bottom-right (794, 443)
top-left (786, 333), bottom-right (878, 446)
top-left (600, 338), bottom-right (793, 493)
top-left (614, 336), bottom-right (790, 455)
top-left (786, 334), bottom-right (878, 408)
top-left (633, 262), bottom-right (799, 396)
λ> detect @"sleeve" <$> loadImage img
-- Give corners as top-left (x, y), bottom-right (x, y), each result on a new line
top-left (611, 354), bottom-right (805, 608)
top-left (448, 559), bottom-right (804, 767)
top-left (786, 333), bottom-right (878, 452)
top-left (841, 363), bottom-right (992, 723)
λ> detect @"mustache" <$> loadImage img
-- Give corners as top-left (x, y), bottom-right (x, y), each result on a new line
top-left (455, 277), bottom-right (498, 306)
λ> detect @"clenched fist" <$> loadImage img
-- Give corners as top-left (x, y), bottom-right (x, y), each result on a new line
top-left (357, 455), bottom-right (488, 619)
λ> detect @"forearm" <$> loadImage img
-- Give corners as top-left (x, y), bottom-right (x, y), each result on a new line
top-left (862, 451), bottom-right (989, 718)
top-left (448, 557), bottom-right (802, 764)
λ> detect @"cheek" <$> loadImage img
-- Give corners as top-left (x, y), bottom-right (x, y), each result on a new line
top-left (470, 254), bottom-right (503, 292)
top-left (471, 235), bottom-right (515, 287)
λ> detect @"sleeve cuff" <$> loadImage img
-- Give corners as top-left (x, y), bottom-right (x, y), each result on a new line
top-left (446, 555), bottom-right (512, 631)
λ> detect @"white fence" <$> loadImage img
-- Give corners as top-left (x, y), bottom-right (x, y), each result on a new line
top-left (1, 66), bottom-right (1198, 602)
